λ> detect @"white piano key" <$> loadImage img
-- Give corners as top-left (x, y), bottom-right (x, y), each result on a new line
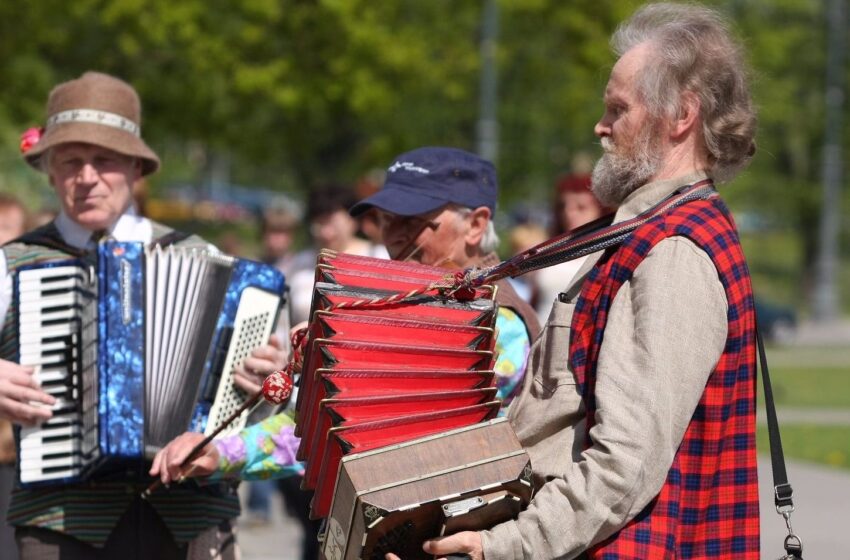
top-left (17, 292), bottom-right (83, 312)
top-left (18, 339), bottom-right (69, 355)
top-left (19, 440), bottom-right (81, 460)
top-left (17, 353), bottom-right (71, 368)
top-left (19, 323), bottom-right (76, 341)
top-left (19, 307), bottom-right (80, 325)
top-left (19, 466), bottom-right (82, 484)
top-left (19, 426), bottom-right (82, 450)
top-left (18, 266), bottom-right (85, 281)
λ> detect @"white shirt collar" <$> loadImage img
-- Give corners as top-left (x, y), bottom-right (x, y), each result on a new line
top-left (54, 205), bottom-right (153, 249)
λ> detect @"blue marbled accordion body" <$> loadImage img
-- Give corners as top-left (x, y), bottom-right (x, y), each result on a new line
top-left (14, 241), bottom-right (286, 487)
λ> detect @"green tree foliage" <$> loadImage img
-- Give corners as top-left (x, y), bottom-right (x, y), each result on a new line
top-left (0, 0), bottom-right (845, 311)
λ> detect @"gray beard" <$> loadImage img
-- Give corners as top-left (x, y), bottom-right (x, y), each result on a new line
top-left (591, 133), bottom-right (662, 208)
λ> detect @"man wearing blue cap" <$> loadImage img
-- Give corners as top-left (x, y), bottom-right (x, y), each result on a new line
top-left (350, 146), bottom-right (540, 410)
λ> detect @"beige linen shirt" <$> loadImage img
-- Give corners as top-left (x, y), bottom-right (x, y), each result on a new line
top-left (481, 172), bottom-right (729, 559)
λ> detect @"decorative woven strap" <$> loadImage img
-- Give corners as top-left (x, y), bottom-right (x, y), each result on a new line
top-left (468, 179), bottom-right (716, 287)
top-left (284, 180), bottom-right (716, 378)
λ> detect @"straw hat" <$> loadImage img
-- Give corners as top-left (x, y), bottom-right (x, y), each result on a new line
top-left (23, 72), bottom-right (160, 176)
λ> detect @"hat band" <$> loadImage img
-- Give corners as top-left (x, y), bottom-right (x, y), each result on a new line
top-left (46, 109), bottom-right (140, 137)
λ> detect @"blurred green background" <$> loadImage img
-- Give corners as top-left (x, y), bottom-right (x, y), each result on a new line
top-left (0, 1), bottom-right (848, 467)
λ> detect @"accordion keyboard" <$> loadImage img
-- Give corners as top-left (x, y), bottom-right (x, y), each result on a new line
top-left (16, 265), bottom-right (98, 484)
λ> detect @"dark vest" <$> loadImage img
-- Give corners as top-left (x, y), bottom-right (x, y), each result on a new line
top-left (569, 197), bottom-right (759, 559)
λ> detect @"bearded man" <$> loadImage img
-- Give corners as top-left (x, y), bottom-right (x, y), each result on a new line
top-left (415, 3), bottom-right (761, 559)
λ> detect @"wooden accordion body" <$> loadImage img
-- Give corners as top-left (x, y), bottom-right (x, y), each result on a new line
top-left (324, 418), bottom-right (531, 560)
top-left (295, 251), bottom-right (533, 560)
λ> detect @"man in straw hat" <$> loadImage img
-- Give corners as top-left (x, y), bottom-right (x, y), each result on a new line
top-left (0, 71), bottom-right (287, 559)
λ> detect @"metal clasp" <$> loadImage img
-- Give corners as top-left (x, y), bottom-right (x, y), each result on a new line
top-left (775, 506), bottom-right (803, 559)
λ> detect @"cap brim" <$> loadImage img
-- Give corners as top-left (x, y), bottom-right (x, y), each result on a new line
top-left (349, 184), bottom-right (449, 217)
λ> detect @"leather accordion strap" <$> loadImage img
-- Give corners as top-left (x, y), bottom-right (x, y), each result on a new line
top-left (468, 179), bottom-right (716, 286)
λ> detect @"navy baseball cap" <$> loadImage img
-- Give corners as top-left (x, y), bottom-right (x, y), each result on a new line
top-left (349, 147), bottom-right (498, 217)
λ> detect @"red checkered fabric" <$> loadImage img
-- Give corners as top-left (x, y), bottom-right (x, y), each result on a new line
top-left (569, 194), bottom-right (759, 559)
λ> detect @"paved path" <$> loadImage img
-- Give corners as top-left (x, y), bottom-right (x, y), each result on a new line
top-left (239, 456), bottom-right (850, 559)
top-left (758, 457), bottom-right (850, 559)
top-left (759, 406), bottom-right (850, 426)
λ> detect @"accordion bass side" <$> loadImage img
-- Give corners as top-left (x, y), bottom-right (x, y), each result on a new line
top-left (324, 418), bottom-right (532, 560)
top-left (14, 241), bottom-right (287, 486)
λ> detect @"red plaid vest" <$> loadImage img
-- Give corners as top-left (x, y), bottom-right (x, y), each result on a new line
top-left (569, 195), bottom-right (760, 559)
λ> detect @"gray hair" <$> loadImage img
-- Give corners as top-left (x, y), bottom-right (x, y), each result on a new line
top-left (39, 148), bottom-right (53, 173)
top-left (612, 2), bottom-right (757, 182)
top-left (451, 205), bottom-right (500, 254)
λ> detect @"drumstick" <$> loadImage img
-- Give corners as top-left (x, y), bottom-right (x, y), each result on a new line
top-left (143, 371), bottom-right (293, 497)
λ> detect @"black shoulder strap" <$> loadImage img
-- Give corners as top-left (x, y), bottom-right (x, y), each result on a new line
top-left (757, 324), bottom-right (804, 559)
top-left (152, 230), bottom-right (193, 248)
top-left (8, 223), bottom-right (87, 258)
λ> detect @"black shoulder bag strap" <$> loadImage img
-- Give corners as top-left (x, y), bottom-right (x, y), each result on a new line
top-left (757, 324), bottom-right (804, 559)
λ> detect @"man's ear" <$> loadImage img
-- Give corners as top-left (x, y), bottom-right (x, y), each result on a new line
top-left (464, 206), bottom-right (491, 246)
top-left (671, 91), bottom-right (701, 141)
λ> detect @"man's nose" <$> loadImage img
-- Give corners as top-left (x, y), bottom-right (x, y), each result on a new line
top-left (594, 118), bottom-right (610, 138)
top-left (76, 162), bottom-right (99, 184)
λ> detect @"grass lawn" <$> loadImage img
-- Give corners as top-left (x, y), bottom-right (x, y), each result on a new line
top-left (757, 425), bottom-right (850, 471)
top-left (758, 366), bottom-right (850, 409)
top-left (754, 345), bottom-right (850, 470)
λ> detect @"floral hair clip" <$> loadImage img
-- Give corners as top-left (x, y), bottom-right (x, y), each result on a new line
top-left (20, 127), bottom-right (44, 154)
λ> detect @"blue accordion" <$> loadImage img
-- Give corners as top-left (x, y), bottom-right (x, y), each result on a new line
top-left (14, 241), bottom-right (287, 487)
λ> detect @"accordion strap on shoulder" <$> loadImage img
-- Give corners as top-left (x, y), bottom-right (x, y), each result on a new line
top-left (9, 223), bottom-right (88, 258)
top-left (465, 179), bottom-right (717, 288)
top-left (152, 230), bottom-right (193, 248)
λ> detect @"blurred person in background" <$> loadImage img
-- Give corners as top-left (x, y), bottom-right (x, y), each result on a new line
top-left (506, 222), bottom-right (548, 304)
top-left (259, 206), bottom-right (299, 275)
top-left (26, 208), bottom-right (57, 230)
top-left (0, 195), bottom-right (28, 246)
top-left (531, 166), bottom-right (610, 322)
top-left (239, 206), bottom-right (300, 530)
top-left (0, 192), bottom-right (28, 560)
top-left (349, 146), bottom-right (541, 411)
top-left (287, 183), bottom-right (388, 326)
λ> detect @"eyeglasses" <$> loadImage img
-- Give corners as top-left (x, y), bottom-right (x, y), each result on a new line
top-left (378, 212), bottom-right (441, 235)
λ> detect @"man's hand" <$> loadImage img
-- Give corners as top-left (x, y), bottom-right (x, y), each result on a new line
top-left (233, 334), bottom-right (287, 394)
top-left (0, 359), bottom-right (55, 425)
top-left (149, 431), bottom-right (219, 485)
top-left (385, 531), bottom-right (483, 560)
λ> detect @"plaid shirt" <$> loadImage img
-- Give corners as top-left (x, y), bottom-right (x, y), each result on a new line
top-left (569, 194), bottom-right (760, 558)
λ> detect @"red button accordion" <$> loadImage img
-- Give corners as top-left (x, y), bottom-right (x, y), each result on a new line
top-left (293, 250), bottom-right (532, 560)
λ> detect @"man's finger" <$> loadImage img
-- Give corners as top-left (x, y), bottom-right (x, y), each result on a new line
top-left (150, 450), bottom-right (163, 476)
top-left (233, 372), bottom-right (261, 394)
top-left (0, 399), bottom-right (53, 425)
top-left (242, 355), bottom-right (271, 374)
top-left (423, 531), bottom-right (481, 559)
top-left (5, 383), bottom-right (56, 406)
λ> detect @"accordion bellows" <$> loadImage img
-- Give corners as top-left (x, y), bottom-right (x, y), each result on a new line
top-left (294, 250), bottom-right (532, 560)
top-left (14, 242), bottom-right (286, 486)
